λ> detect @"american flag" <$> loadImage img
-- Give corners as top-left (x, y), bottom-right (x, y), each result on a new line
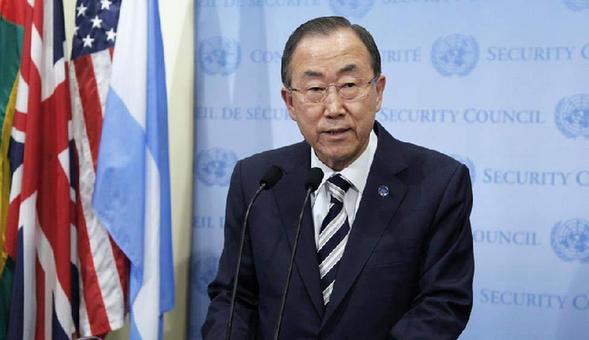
top-left (69, 0), bottom-right (128, 336)
top-left (4, 0), bottom-right (77, 338)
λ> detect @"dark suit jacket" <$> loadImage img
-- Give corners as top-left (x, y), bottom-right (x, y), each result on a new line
top-left (203, 122), bottom-right (474, 340)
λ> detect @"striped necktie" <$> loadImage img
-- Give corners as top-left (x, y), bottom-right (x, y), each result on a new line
top-left (318, 174), bottom-right (352, 306)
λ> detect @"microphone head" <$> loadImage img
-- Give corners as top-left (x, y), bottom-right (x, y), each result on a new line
top-left (305, 167), bottom-right (324, 191)
top-left (260, 165), bottom-right (283, 189)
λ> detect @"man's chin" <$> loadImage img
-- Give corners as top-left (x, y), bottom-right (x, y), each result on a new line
top-left (316, 149), bottom-right (356, 171)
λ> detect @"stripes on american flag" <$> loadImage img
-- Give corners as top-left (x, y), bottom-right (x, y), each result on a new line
top-left (69, 0), bottom-right (127, 336)
top-left (4, 0), bottom-right (76, 338)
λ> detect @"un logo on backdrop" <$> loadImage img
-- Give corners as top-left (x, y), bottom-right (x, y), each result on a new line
top-left (450, 154), bottom-right (476, 183)
top-left (554, 94), bottom-right (589, 139)
top-left (551, 219), bottom-right (589, 262)
top-left (431, 34), bottom-right (479, 76)
top-left (196, 148), bottom-right (238, 186)
top-left (198, 36), bottom-right (241, 75)
top-left (563, 0), bottom-right (589, 11)
top-left (329, 0), bottom-right (376, 18)
top-left (192, 256), bottom-right (220, 295)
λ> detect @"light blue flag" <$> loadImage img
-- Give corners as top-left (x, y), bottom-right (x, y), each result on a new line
top-left (92, 0), bottom-right (174, 338)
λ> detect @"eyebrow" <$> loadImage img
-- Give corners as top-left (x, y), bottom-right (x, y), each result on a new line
top-left (302, 70), bottom-right (324, 78)
top-left (337, 64), bottom-right (358, 75)
top-left (301, 64), bottom-right (360, 79)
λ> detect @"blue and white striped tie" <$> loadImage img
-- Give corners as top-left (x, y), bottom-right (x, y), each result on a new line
top-left (318, 174), bottom-right (352, 306)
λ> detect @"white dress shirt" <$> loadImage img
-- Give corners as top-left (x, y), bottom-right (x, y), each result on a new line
top-left (310, 131), bottom-right (378, 247)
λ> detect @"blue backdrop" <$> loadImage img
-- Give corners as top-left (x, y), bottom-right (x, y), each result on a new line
top-left (189, 1), bottom-right (589, 339)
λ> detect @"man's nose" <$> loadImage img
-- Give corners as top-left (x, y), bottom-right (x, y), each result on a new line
top-left (323, 86), bottom-right (345, 117)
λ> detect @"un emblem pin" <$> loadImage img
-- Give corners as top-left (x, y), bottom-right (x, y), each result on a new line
top-left (551, 219), bottom-right (589, 262)
top-left (450, 154), bottom-right (476, 183)
top-left (192, 256), bottom-right (220, 295)
top-left (431, 34), bottom-right (479, 76)
top-left (563, 0), bottom-right (589, 11)
top-left (554, 94), bottom-right (589, 139)
top-left (198, 36), bottom-right (241, 76)
top-left (196, 148), bottom-right (238, 186)
top-left (329, 0), bottom-right (376, 18)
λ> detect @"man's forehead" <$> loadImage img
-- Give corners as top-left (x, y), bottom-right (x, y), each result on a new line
top-left (294, 29), bottom-right (363, 54)
top-left (301, 64), bottom-right (360, 79)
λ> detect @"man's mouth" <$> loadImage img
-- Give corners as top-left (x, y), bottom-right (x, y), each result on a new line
top-left (325, 128), bottom-right (351, 135)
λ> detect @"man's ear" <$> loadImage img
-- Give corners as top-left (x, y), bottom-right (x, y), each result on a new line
top-left (374, 74), bottom-right (386, 113)
top-left (281, 87), bottom-right (297, 121)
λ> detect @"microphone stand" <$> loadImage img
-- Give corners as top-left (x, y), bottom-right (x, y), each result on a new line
top-left (273, 168), bottom-right (323, 340)
top-left (225, 165), bottom-right (282, 340)
top-left (225, 184), bottom-right (266, 340)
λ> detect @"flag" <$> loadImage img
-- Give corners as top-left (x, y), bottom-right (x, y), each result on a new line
top-left (0, 0), bottom-right (25, 337)
top-left (92, 0), bottom-right (174, 338)
top-left (3, 0), bottom-right (77, 338)
top-left (68, 0), bottom-right (128, 336)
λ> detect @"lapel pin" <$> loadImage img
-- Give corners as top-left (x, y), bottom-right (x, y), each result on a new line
top-left (377, 185), bottom-right (389, 197)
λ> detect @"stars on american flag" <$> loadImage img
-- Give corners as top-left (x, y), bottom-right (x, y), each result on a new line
top-left (82, 34), bottom-right (95, 48)
top-left (100, 0), bottom-right (112, 10)
top-left (72, 0), bottom-right (121, 59)
top-left (105, 28), bottom-right (116, 42)
top-left (77, 3), bottom-right (88, 17)
top-left (90, 15), bottom-right (103, 28)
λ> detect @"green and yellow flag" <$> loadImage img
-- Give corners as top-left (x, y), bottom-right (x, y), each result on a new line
top-left (0, 0), bottom-right (24, 337)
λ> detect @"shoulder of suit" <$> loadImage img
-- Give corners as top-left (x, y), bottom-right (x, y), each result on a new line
top-left (382, 133), bottom-right (463, 178)
top-left (375, 121), bottom-right (461, 173)
top-left (237, 141), bottom-right (308, 176)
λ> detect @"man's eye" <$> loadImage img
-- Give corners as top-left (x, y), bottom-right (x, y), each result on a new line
top-left (307, 86), bottom-right (325, 92)
top-left (343, 83), bottom-right (357, 88)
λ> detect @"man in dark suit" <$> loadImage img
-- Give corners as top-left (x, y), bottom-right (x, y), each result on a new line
top-left (203, 16), bottom-right (474, 340)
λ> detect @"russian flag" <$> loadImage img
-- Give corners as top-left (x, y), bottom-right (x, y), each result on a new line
top-left (92, 0), bottom-right (174, 338)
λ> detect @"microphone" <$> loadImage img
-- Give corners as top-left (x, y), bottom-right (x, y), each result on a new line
top-left (273, 167), bottom-right (324, 340)
top-left (259, 165), bottom-right (283, 189)
top-left (305, 167), bottom-right (324, 191)
top-left (225, 165), bottom-right (283, 340)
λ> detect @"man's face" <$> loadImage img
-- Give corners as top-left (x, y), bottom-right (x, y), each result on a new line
top-left (281, 28), bottom-right (386, 171)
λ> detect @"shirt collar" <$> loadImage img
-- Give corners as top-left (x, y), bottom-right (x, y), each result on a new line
top-left (310, 130), bottom-right (377, 194)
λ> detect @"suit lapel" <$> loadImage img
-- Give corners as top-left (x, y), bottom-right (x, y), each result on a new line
top-left (321, 125), bottom-right (409, 326)
top-left (272, 142), bottom-right (324, 317)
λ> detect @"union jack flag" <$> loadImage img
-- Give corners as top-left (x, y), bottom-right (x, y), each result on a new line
top-left (4, 0), bottom-right (77, 338)
top-left (3, 0), bottom-right (129, 338)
